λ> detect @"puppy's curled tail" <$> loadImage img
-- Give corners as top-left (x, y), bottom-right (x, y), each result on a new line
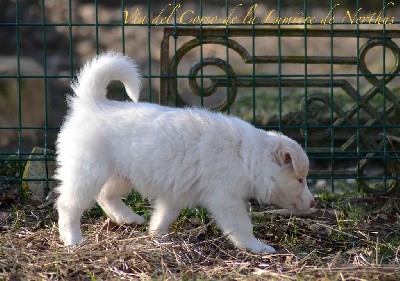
top-left (71, 52), bottom-right (141, 104)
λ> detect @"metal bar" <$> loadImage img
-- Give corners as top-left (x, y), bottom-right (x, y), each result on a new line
top-left (162, 27), bottom-right (400, 38)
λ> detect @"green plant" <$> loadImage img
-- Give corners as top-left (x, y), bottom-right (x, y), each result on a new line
top-left (89, 271), bottom-right (97, 281)
top-left (123, 192), bottom-right (151, 221)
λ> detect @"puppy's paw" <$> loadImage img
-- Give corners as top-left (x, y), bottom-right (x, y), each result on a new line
top-left (111, 212), bottom-right (145, 225)
top-left (58, 220), bottom-right (83, 246)
top-left (148, 228), bottom-right (168, 237)
top-left (242, 239), bottom-right (277, 253)
top-left (257, 244), bottom-right (277, 253)
top-left (60, 230), bottom-right (83, 246)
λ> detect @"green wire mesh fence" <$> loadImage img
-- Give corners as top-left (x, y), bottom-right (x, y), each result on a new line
top-left (0, 0), bottom-right (399, 202)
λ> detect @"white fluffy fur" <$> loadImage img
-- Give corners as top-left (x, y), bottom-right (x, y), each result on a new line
top-left (55, 52), bottom-right (315, 253)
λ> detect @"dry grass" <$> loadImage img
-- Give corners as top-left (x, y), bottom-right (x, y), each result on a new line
top-left (1, 197), bottom-right (399, 280)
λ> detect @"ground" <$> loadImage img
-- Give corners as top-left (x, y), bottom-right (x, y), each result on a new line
top-left (0, 193), bottom-right (399, 280)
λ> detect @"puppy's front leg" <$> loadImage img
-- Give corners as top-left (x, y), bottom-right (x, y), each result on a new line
top-left (149, 198), bottom-right (182, 236)
top-left (206, 197), bottom-right (276, 253)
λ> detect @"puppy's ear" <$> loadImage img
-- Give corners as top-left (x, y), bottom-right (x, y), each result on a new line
top-left (283, 152), bottom-right (292, 165)
top-left (275, 144), bottom-right (292, 167)
top-left (275, 140), bottom-right (309, 178)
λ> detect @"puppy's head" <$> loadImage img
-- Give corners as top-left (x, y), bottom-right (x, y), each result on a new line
top-left (256, 133), bottom-right (315, 213)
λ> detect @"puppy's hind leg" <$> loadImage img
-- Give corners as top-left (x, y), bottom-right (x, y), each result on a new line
top-left (56, 180), bottom-right (104, 246)
top-left (97, 175), bottom-right (145, 225)
top-left (56, 185), bottom-right (86, 246)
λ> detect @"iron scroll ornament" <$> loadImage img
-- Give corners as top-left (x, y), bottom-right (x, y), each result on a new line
top-left (358, 38), bottom-right (400, 195)
top-left (299, 38), bottom-right (400, 195)
top-left (186, 58), bottom-right (237, 112)
top-left (168, 37), bottom-right (252, 111)
top-left (300, 92), bottom-right (399, 195)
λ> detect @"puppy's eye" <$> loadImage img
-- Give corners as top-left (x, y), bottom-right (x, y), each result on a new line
top-left (298, 179), bottom-right (304, 184)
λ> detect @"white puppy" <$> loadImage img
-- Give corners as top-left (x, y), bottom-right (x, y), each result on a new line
top-left (55, 53), bottom-right (315, 253)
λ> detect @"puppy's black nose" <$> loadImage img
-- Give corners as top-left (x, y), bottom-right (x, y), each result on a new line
top-left (310, 199), bottom-right (316, 208)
